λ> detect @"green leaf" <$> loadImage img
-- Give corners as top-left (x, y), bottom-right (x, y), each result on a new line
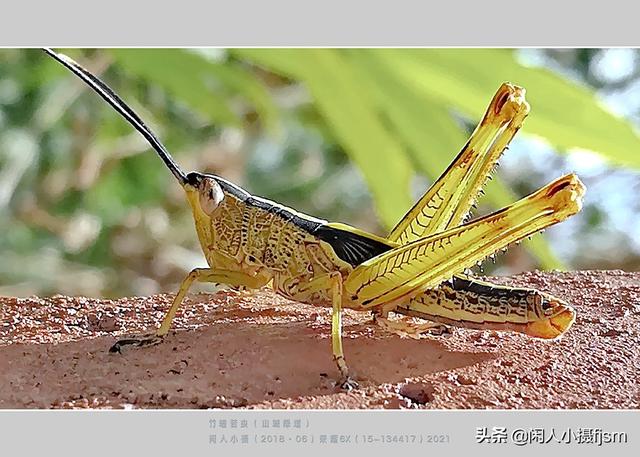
top-left (347, 50), bottom-right (467, 177)
top-left (233, 49), bottom-right (415, 228)
top-left (232, 49), bottom-right (310, 79)
top-left (185, 49), bottom-right (281, 134)
top-left (370, 49), bottom-right (640, 169)
top-left (109, 49), bottom-right (238, 126)
top-left (350, 50), bottom-right (564, 269)
top-left (84, 152), bottom-right (166, 225)
top-left (238, 49), bottom-right (562, 268)
top-left (523, 236), bottom-right (565, 271)
top-left (109, 49), bottom-right (281, 133)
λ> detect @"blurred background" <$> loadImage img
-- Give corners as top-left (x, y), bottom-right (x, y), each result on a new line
top-left (0, 48), bottom-right (639, 298)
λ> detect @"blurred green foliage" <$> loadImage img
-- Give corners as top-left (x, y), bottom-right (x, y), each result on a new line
top-left (1, 48), bottom-right (639, 298)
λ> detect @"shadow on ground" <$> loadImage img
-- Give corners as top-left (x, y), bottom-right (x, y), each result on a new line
top-left (1, 307), bottom-right (492, 408)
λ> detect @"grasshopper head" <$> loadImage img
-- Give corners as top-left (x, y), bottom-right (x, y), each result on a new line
top-left (524, 292), bottom-right (576, 339)
top-left (184, 172), bottom-right (225, 217)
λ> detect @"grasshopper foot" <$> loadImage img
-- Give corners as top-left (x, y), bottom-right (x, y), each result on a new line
top-left (336, 376), bottom-right (359, 391)
top-left (333, 355), bottom-right (358, 390)
top-left (425, 323), bottom-right (452, 336)
top-left (109, 333), bottom-right (165, 353)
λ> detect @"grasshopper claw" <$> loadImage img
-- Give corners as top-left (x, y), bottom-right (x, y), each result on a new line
top-left (336, 376), bottom-right (359, 391)
top-left (424, 324), bottom-right (452, 336)
top-left (332, 354), bottom-right (358, 390)
top-left (109, 333), bottom-right (165, 353)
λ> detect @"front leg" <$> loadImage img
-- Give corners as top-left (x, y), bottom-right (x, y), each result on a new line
top-left (110, 268), bottom-right (270, 353)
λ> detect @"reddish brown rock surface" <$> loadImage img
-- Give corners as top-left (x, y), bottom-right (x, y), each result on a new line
top-left (1, 270), bottom-right (638, 409)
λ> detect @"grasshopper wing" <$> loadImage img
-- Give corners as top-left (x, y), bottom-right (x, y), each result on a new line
top-left (314, 223), bottom-right (395, 267)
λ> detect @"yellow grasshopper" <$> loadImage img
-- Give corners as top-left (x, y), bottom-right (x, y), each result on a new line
top-left (45, 49), bottom-right (585, 389)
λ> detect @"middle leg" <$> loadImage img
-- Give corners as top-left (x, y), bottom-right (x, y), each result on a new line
top-left (289, 271), bottom-right (357, 389)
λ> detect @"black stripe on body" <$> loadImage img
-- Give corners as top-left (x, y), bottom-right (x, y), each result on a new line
top-left (211, 174), bottom-right (326, 233)
top-left (205, 173), bottom-right (393, 267)
top-left (450, 276), bottom-right (532, 301)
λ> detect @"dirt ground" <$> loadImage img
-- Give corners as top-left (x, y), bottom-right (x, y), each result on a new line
top-left (1, 270), bottom-right (638, 409)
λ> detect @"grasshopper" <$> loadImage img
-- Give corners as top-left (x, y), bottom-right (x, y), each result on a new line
top-left (45, 49), bottom-right (585, 389)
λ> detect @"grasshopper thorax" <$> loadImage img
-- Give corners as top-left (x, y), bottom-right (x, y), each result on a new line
top-left (185, 172), bottom-right (224, 216)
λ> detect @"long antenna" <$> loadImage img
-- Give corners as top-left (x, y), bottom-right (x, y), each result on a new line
top-left (43, 48), bottom-right (188, 185)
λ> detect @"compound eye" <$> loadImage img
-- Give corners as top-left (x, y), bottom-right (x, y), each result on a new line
top-left (199, 179), bottom-right (224, 215)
